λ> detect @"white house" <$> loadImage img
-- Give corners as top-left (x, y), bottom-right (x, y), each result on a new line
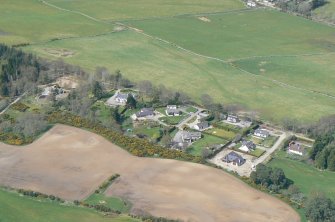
top-left (181, 131), bottom-right (202, 143)
top-left (254, 129), bottom-right (270, 138)
top-left (247, 1), bottom-right (256, 7)
top-left (227, 115), bottom-right (240, 123)
top-left (115, 93), bottom-right (129, 104)
top-left (288, 141), bottom-right (304, 156)
top-left (239, 140), bottom-right (256, 153)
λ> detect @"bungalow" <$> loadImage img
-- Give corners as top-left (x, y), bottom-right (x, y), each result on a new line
top-left (135, 108), bottom-right (155, 119)
top-left (247, 1), bottom-right (256, 7)
top-left (227, 115), bottom-right (240, 123)
top-left (165, 105), bottom-right (180, 116)
top-left (181, 131), bottom-right (202, 143)
top-left (288, 141), bottom-right (304, 156)
top-left (254, 129), bottom-right (270, 138)
top-left (115, 93), bottom-right (129, 104)
top-left (194, 121), bottom-right (210, 131)
top-left (222, 151), bottom-right (246, 166)
top-left (239, 140), bottom-right (256, 153)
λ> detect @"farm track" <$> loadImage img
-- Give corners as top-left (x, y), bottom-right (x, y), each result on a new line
top-left (39, 0), bottom-right (335, 100)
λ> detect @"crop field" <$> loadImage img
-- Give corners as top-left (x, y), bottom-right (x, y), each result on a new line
top-left (2, 1), bottom-right (335, 123)
top-left (268, 150), bottom-right (335, 200)
top-left (0, 189), bottom-right (138, 222)
top-left (0, 124), bottom-right (299, 222)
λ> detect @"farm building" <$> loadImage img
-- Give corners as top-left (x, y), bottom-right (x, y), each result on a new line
top-left (227, 115), bottom-right (240, 123)
top-left (222, 151), bottom-right (246, 166)
top-left (166, 105), bottom-right (181, 116)
top-left (254, 129), bottom-right (269, 138)
top-left (239, 140), bottom-right (256, 153)
top-left (288, 141), bottom-right (305, 156)
top-left (194, 121), bottom-right (210, 131)
top-left (135, 108), bottom-right (155, 119)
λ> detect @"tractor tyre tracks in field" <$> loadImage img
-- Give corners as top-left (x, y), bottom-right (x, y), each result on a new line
top-left (39, 0), bottom-right (335, 101)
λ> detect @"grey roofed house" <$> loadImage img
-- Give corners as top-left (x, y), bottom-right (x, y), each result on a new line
top-left (195, 121), bottom-right (209, 130)
top-left (181, 131), bottom-right (202, 143)
top-left (242, 140), bottom-right (256, 149)
top-left (222, 151), bottom-right (246, 166)
top-left (136, 107), bottom-right (155, 118)
top-left (288, 141), bottom-right (305, 155)
top-left (254, 129), bottom-right (270, 138)
top-left (227, 115), bottom-right (239, 123)
top-left (166, 108), bottom-right (180, 116)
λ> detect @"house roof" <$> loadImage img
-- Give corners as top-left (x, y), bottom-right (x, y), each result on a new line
top-left (167, 105), bottom-right (177, 109)
top-left (254, 129), bottom-right (269, 136)
top-left (223, 151), bottom-right (244, 163)
top-left (182, 131), bottom-right (201, 140)
top-left (166, 108), bottom-right (180, 114)
top-left (136, 108), bottom-right (154, 118)
top-left (115, 93), bottom-right (128, 100)
top-left (196, 121), bottom-right (209, 129)
top-left (289, 141), bottom-right (304, 153)
top-left (242, 140), bottom-right (256, 149)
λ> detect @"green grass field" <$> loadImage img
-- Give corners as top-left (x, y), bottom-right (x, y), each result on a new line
top-left (47, 0), bottom-right (245, 21)
top-left (206, 128), bottom-right (236, 140)
top-left (187, 134), bottom-right (228, 156)
top-left (0, 189), bottom-right (139, 222)
top-left (268, 150), bottom-right (335, 200)
top-left (159, 114), bottom-right (188, 125)
top-left (84, 194), bottom-right (131, 213)
top-left (2, 2), bottom-right (335, 123)
top-left (0, 0), bottom-right (114, 45)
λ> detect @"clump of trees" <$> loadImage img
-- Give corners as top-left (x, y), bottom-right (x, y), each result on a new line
top-left (308, 115), bottom-right (335, 171)
top-left (250, 164), bottom-right (291, 192)
top-left (305, 193), bottom-right (335, 222)
top-left (275, 0), bottom-right (327, 17)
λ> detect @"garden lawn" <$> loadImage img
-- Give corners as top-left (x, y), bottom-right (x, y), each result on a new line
top-left (206, 128), bottom-right (236, 140)
top-left (187, 134), bottom-right (228, 156)
top-left (134, 126), bottom-right (162, 141)
top-left (261, 136), bottom-right (278, 148)
top-left (268, 150), bottom-right (335, 200)
top-left (84, 193), bottom-right (130, 213)
top-left (0, 189), bottom-right (139, 222)
top-left (159, 114), bottom-right (188, 125)
top-left (250, 148), bottom-right (265, 157)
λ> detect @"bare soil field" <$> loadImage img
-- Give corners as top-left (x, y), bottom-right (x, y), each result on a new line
top-left (0, 125), bottom-right (299, 222)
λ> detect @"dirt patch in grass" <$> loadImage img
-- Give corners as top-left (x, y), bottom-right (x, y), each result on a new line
top-left (198, 16), bottom-right (211, 22)
top-left (0, 125), bottom-right (299, 222)
top-left (44, 48), bottom-right (76, 58)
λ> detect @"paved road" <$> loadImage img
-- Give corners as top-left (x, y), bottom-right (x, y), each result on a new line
top-left (176, 106), bottom-right (204, 129)
top-left (253, 132), bottom-right (290, 166)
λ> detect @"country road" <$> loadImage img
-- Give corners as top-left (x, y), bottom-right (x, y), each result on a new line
top-left (253, 132), bottom-right (289, 166)
top-left (177, 106), bottom-right (204, 129)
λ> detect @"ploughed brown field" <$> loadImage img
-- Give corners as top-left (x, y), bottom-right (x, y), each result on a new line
top-left (0, 125), bottom-right (299, 222)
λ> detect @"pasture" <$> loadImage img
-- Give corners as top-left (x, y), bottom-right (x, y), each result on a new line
top-left (0, 0), bottom-right (114, 45)
top-left (0, 189), bottom-right (138, 222)
top-left (1, 1), bottom-right (335, 122)
top-left (47, 0), bottom-right (245, 21)
top-left (268, 150), bottom-right (335, 200)
top-left (25, 30), bottom-right (335, 122)
top-left (0, 124), bottom-right (299, 222)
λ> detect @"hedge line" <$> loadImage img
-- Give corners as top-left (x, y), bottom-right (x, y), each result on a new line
top-left (47, 111), bottom-right (203, 163)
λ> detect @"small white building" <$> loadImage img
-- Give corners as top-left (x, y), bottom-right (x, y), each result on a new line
top-left (254, 129), bottom-right (270, 138)
top-left (247, 1), bottom-right (256, 7)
